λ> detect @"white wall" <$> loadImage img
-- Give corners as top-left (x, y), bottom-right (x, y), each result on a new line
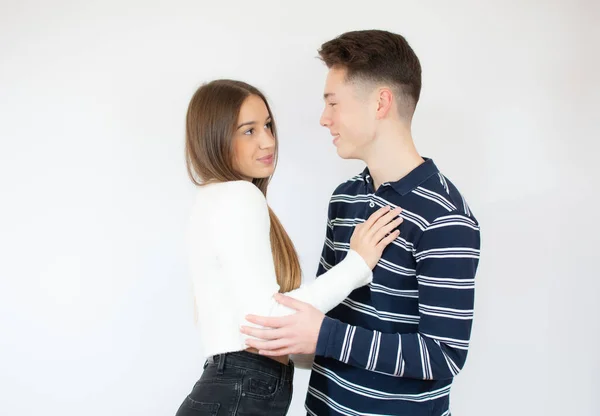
top-left (1, 1), bottom-right (598, 415)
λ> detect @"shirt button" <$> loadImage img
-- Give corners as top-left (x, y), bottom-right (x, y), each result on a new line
top-left (369, 201), bottom-right (375, 208)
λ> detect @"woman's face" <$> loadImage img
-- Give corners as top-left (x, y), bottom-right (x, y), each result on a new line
top-left (231, 95), bottom-right (276, 180)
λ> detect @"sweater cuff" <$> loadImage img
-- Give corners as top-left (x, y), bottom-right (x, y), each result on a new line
top-left (343, 249), bottom-right (373, 285)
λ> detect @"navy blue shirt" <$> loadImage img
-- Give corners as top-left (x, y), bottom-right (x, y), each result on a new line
top-left (306, 159), bottom-right (481, 416)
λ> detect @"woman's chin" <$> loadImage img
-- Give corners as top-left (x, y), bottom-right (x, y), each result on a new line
top-left (250, 167), bottom-right (275, 179)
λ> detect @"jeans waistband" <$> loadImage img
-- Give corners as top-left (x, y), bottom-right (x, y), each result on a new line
top-left (207, 351), bottom-right (294, 380)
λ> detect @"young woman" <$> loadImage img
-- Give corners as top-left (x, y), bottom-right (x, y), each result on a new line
top-left (176, 79), bottom-right (403, 416)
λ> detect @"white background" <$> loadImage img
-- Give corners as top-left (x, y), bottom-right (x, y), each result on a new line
top-left (1, 1), bottom-right (598, 415)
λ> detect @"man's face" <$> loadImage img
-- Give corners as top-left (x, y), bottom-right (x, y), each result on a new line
top-left (320, 67), bottom-right (377, 160)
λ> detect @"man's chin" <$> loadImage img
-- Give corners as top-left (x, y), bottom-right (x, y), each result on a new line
top-left (336, 146), bottom-right (356, 160)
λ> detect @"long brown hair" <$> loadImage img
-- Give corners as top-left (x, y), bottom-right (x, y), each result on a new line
top-left (185, 79), bottom-right (301, 292)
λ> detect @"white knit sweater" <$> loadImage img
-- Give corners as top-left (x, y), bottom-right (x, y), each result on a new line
top-left (187, 180), bottom-right (372, 359)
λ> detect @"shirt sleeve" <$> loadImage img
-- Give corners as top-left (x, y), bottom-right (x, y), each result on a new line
top-left (315, 212), bottom-right (480, 380)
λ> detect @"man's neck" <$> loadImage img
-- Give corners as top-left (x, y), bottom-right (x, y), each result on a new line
top-left (363, 125), bottom-right (424, 191)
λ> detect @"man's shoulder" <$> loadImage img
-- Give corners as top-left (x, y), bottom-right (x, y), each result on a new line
top-left (330, 173), bottom-right (365, 197)
top-left (416, 171), bottom-right (477, 223)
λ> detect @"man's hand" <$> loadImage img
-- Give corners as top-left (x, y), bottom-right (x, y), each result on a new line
top-left (240, 294), bottom-right (325, 356)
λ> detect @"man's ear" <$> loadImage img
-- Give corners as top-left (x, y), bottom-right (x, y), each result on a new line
top-left (376, 88), bottom-right (394, 119)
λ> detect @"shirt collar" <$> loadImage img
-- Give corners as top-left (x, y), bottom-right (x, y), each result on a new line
top-left (360, 158), bottom-right (440, 196)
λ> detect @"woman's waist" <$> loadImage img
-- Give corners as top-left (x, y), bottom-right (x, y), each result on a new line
top-left (244, 347), bottom-right (289, 366)
top-left (206, 350), bottom-right (293, 380)
top-left (201, 337), bottom-right (289, 367)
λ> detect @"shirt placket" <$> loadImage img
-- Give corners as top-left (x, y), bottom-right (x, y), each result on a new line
top-left (364, 174), bottom-right (376, 214)
top-left (365, 174), bottom-right (391, 212)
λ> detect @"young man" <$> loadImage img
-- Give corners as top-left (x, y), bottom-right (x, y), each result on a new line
top-left (241, 30), bottom-right (481, 415)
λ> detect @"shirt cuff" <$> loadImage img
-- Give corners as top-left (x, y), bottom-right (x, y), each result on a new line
top-left (316, 316), bottom-right (346, 358)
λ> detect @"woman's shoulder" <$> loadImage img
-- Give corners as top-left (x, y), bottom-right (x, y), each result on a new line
top-left (195, 180), bottom-right (268, 211)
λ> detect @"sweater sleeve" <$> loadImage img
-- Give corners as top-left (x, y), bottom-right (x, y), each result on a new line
top-left (202, 181), bottom-right (372, 321)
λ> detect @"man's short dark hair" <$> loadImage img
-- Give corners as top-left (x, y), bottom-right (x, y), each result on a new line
top-left (319, 30), bottom-right (422, 114)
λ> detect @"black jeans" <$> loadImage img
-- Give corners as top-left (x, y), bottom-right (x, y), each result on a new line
top-left (176, 351), bottom-right (294, 416)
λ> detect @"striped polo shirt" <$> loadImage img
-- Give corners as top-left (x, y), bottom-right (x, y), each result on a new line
top-left (305, 158), bottom-right (481, 416)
